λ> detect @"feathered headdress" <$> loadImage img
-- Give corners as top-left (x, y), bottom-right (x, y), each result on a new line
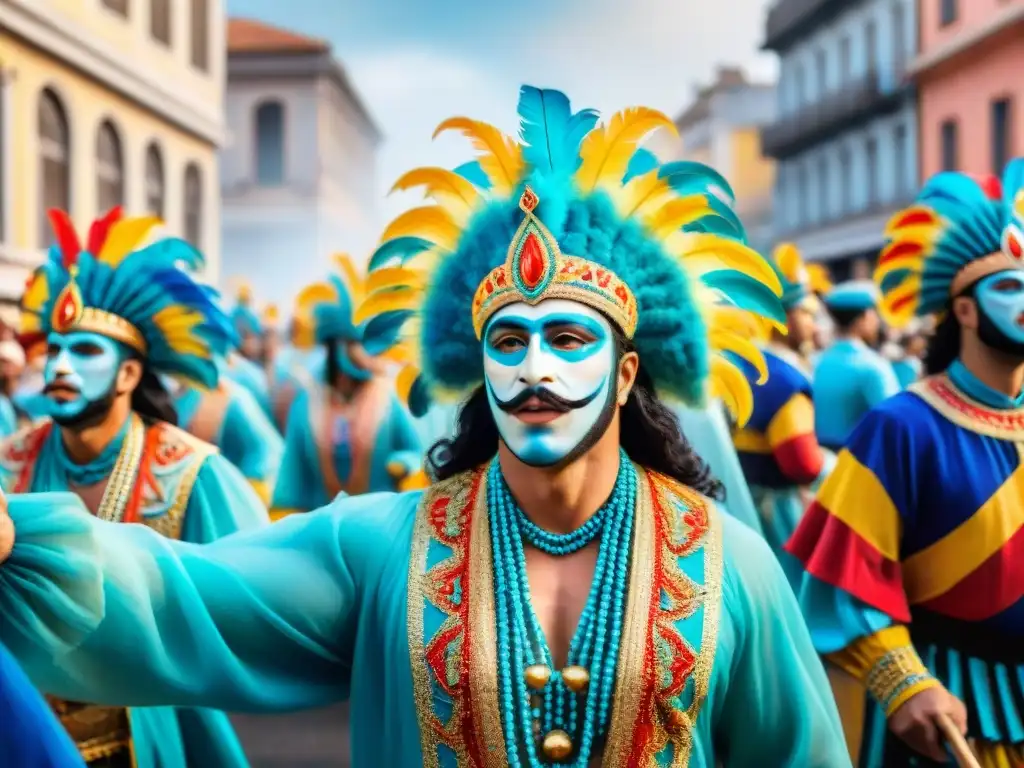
top-left (295, 254), bottom-right (406, 356)
top-left (229, 280), bottom-right (262, 337)
top-left (354, 86), bottom-right (786, 424)
top-left (21, 207), bottom-right (235, 388)
top-left (768, 243), bottom-right (819, 311)
top-left (806, 263), bottom-right (833, 295)
top-left (876, 159), bottom-right (1024, 326)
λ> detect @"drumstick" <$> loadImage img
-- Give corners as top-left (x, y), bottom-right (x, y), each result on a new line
top-left (937, 714), bottom-right (981, 768)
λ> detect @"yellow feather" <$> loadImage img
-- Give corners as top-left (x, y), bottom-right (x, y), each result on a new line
top-left (380, 206), bottom-right (460, 251)
top-left (611, 170), bottom-right (673, 220)
top-left (389, 167), bottom-right (480, 219)
top-left (646, 195), bottom-right (716, 239)
top-left (21, 314), bottom-right (42, 333)
top-left (670, 233), bottom-right (783, 296)
top-left (710, 330), bottom-right (767, 384)
top-left (432, 117), bottom-right (524, 196)
top-left (332, 253), bottom-right (366, 298)
top-left (292, 317), bottom-right (316, 350)
top-left (395, 363), bottom-right (421, 404)
top-left (294, 283), bottom-right (337, 315)
top-left (884, 206), bottom-right (944, 236)
top-left (21, 275), bottom-right (49, 314)
top-left (880, 275), bottom-right (921, 327)
top-left (366, 266), bottom-right (425, 295)
top-left (772, 243), bottom-right (803, 283)
top-left (710, 356), bottom-right (754, 427)
top-left (575, 107), bottom-right (677, 192)
top-left (873, 255), bottom-right (924, 284)
top-left (352, 287), bottom-right (421, 326)
top-left (97, 216), bottom-right (162, 265)
top-left (379, 342), bottom-right (415, 365)
top-left (806, 263), bottom-right (833, 294)
top-left (710, 301), bottom-right (784, 337)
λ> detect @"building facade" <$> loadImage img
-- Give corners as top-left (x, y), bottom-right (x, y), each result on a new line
top-left (913, 0), bottom-right (1024, 180)
top-left (761, 0), bottom-right (917, 279)
top-left (661, 67), bottom-right (776, 253)
top-left (219, 18), bottom-right (381, 307)
top-left (0, 0), bottom-right (226, 302)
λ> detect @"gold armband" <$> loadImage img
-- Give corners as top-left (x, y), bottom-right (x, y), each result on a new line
top-left (865, 645), bottom-right (938, 716)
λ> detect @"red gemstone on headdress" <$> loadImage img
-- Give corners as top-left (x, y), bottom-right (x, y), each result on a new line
top-left (615, 286), bottom-right (628, 303)
top-left (55, 290), bottom-right (77, 328)
top-left (1008, 232), bottom-right (1022, 259)
top-left (596, 269), bottom-right (612, 288)
top-left (520, 188), bottom-right (539, 212)
top-left (519, 233), bottom-right (545, 289)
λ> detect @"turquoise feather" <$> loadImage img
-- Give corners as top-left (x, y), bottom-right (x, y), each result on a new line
top-left (623, 149), bottom-right (658, 183)
top-left (362, 310), bottom-right (411, 356)
top-left (517, 86), bottom-right (598, 179)
top-left (659, 161), bottom-right (736, 203)
top-left (367, 237), bottom-right (433, 271)
top-left (454, 161), bottom-right (492, 190)
top-left (701, 270), bottom-right (788, 326)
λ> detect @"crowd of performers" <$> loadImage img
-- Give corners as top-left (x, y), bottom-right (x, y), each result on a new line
top-left (0, 85), bottom-right (1021, 768)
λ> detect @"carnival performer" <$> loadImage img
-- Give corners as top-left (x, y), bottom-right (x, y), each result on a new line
top-left (0, 637), bottom-right (85, 767)
top-left (0, 86), bottom-right (849, 767)
top-left (0, 337), bottom-right (26, 435)
top-left (731, 243), bottom-right (832, 577)
top-left (786, 162), bottom-right (1024, 766)
top-left (168, 370), bottom-right (283, 505)
top-left (268, 301), bottom-right (324, 432)
top-left (269, 255), bottom-right (425, 518)
top-left (5, 207), bottom-right (268, 768)
top-left (813, 279), bottom-right (900, 450)
top-left (889, 322), bottom-right (928, 389)
top-left (225, 282), bottom-right (273, 415)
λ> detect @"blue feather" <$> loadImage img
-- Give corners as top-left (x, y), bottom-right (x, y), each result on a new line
top-left (1003, 158), bottom-right (1024, 210)
top-left (363, 310), bottom-right (412, 356)
top-left (517, 86), bottom-right (598, 179)
top-left (454, 161), bottom-right (492, 190)
top-left (700, 270), bottom-right (787, 325)
top-left (659, 161), bottom-right (736, 203)
top-left (623, 149), bottom-right (658, 183)
top-left (368, 236), bottom-right (433, 271)
top-left (407, 375), bottom-right (431, 418)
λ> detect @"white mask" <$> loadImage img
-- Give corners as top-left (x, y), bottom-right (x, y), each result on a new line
top-left (482, 299), bottom-right (617, 467)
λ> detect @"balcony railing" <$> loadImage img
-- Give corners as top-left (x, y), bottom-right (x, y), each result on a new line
top-left (760, 70), bottom-right (909, 159)
top-left (764, 0), bottom-right (845, 51)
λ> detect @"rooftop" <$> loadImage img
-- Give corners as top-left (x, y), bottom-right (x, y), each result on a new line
top-left (227, 18), bottom-right (330, 55)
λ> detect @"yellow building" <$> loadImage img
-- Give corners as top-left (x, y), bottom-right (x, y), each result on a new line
top-left (0, 0), bottom-right (227, 303)
top-left (658, 67), bottom-right (777, 252)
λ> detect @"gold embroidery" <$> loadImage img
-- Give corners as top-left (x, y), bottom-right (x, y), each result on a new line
top-left (603, 465), bottom-right (656, 768)
top-left (686, 495), bottom-right (723, 731)
top-left (911, 374), bottom-right (1024, 440)
top-left (96, 414), bottom-right (146, 523)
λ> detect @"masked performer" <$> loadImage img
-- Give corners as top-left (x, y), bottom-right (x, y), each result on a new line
top-left (270, 255), bottom-right (424, 518)
top-left (813, 280), bottom-right (901, 450)
top-left (4, 208), bottom-right (268, 768)
top-left (168, 370), bottom-right (283, 505)
top-left (0, 638), bottom-right (84, 767)
top-left (787, 162), bottom-right (1024, 766)
top-left (732, 243), bottom-right (832, 579)
top-left (0, 87), bottom-right (849, 767)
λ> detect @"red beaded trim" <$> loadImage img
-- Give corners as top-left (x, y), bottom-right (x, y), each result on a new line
top-left (0, 421), bottom-right (52, 492)
top-left (917, 375), bottom-right (1024, 436)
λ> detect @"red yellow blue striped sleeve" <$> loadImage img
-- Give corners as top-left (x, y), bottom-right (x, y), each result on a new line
top-left (766, 392), bottom-right (825, 485)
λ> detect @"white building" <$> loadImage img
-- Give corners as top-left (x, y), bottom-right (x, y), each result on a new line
top-left (219, 18), bottom-right (381, 306)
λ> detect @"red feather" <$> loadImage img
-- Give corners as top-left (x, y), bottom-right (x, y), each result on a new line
top-left (46, 209), bottom-right (82, 268)
top-left (878, 240), bottom-right (924, 265)
top-left (86, 206), bottom-right (124, 255)
top-left (969, 174), bottom-right (1003, 200)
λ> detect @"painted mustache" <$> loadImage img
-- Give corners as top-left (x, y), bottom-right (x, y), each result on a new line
top-left (492, 383), bottom-right (601, 414)
top-left (44, 381), bottom-right (80, 396)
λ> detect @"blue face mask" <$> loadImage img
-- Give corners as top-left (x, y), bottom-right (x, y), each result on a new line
top-left (483, 300), bottom-right (617, 467)
top-left (333, 342), bottom-right (372, 382)
top-left (975, 269), bottom-right (1024, 355)
top-left (43, 331), bottom-right (124, 426)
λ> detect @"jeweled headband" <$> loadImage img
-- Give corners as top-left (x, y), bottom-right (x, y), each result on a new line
top-left (471, 187), bottom-right (638, 339)
top-left (50, 271), bottom-right (148, 353)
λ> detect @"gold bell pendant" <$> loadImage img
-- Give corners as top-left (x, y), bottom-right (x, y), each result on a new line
top-left (561, 665), bottom-right (590, 693)
top-left (524, 664), bottom-right (552, 690)
top-left (541, 729), bottom-right (573, 761)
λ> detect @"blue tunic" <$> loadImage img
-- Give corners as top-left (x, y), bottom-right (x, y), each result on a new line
top-left (0, 640), bottom-right (84, 767)
top-left (0, 471), bottom-right (851, 766)
top-left (813, 338), bottom-right (900, 450)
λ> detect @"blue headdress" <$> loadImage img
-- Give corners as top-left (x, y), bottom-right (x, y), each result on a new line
top-left (823, 280), bottom-right (881, 314)
top-left (875, 159), bottom-right (1024, 326)
top-left (355, 86), bottom-right (786, 424)
top-left (229, 282), bottom-right (262, 338)
top-left (21, 207), bottom-right (235, 388)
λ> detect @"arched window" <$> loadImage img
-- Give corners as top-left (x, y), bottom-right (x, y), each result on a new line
top-left (38, 88), bottom-right (70, 248)
top-left (184, 163), bottom-right (202, 247)
top-left (145, 143), bottom-right (165, 216)
top-left (96, 120), bottom-right (125, 213)
top-left (150, 0), bottom-right (171, 44)
top-left (254, 101), bottom-right (285, 185)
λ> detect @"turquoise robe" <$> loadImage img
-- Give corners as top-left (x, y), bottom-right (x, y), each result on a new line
top-left (813, 338), bottom-right (900, 450)
top-left (890, 357), bottom-right (921, 390)
top-left (224, 355), bottom-right (272, 418)
top-left (0, 640), bottom-right (84, 767)
top-left (174, 380), bottom-right (284, 505)
top-left (0, 417), bottom-right (269, 768)
top-left (270, 380), bottom-right (423, 515)
top-left (0, 393), bottom-right (18, 436)
top-left (0, 470), bottom-right (851, 767)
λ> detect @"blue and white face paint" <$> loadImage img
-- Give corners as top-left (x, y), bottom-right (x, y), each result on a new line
top-left (483, 299), bottom-right (618, 467)
top-left (975, 269), bottom-right (1024, 356)
top-left (43, 331), bottom-right (125, 427)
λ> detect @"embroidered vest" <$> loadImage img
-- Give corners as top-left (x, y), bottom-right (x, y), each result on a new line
top-left (406, 465), bottom-right (723, 767)
top-left (0, 417), bottom-right (216, 764)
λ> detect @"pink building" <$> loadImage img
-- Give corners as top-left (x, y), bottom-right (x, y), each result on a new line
top-left (912, 0), bottom-right (1024, 180)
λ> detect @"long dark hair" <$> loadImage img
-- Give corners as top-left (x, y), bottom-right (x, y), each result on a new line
top-left (426, 336), bottom-right (724, 500)
top-left (924, 308), bottom-right (961, 375)
top-left (130, 366), bottom-right (178, 425)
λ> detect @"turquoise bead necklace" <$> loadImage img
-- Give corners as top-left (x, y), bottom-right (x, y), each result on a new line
top-left (488, 449), bottom-right (636, 766)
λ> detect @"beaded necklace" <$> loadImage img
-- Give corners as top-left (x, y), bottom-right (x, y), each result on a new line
top-left (488, 449), bottom-right (636, 766)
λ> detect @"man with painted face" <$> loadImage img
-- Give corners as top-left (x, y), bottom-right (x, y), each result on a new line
top-left (787, 161), bottom-right (1024, 766)
top-left (269, 255), bottom-right (424, 519)
top-left (0, 88), bottom-right (849, 767)
top-left (3, 208), bottom-right (268, 768)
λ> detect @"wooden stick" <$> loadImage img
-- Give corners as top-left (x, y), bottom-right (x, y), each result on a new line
top-left (937, 714), bottom-right (981, 768)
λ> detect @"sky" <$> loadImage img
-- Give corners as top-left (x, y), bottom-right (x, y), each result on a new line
top-left (226, 0), bottom-right (778, 224)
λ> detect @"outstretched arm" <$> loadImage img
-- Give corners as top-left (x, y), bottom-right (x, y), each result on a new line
top-left (0, 489), bottom-right (410, 714)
